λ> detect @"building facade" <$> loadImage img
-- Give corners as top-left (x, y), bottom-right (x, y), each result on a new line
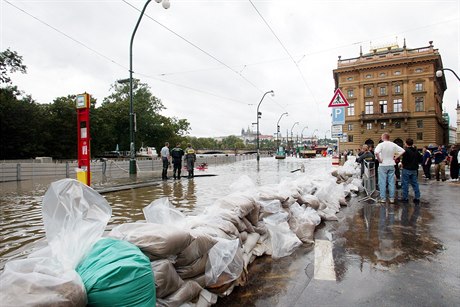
top-left (333, 41), bottom-right (448, 151)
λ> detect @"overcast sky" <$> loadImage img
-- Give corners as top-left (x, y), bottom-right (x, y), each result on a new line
top-left (1, 0), bottom-right (459, 139)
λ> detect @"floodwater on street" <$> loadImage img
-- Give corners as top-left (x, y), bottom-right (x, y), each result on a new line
top-left (0, 156), bottom-right (321, 269)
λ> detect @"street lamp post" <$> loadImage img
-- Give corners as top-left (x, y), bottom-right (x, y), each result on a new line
top-left (128, 0), bottom-right (170, 175)
top-left (256, 90), bottom-right (275, 161)
top-left (436, 68), bottom-right (460, 82)
top-left (301, 126), bottom-right (308, 145)
top-left (311, 129), bottom-right (318, 145)
top-left (276, 112), bottom-right (288, 148)
top-left (290, 122), bottom-right (299, 152)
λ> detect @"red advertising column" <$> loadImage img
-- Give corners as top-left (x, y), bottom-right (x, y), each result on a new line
top-left (76, 93), bottom-right (91, 186)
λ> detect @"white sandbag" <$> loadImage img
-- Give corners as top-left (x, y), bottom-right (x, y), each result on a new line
top-left (297, 194), bottom-right (321, 210)
top-left (108, 223), bottom-right (193, 259)
top-left (263, 210), bottom-right (289, 225)
top-left (175, 254), bottom-right (208, 279)
top-left (143, 197), bottom-right (186, 225)
top-left (318, 207), bottom-right (339, 221)
top-left (175, 231), bottom-right (218, 267)
top-left (242, 232), bottom-right (260, 254)
top-left (214, 192), bottom-right (255, 218)
top-left (0, 256), bottom-right (86, 307)
top-left (151, 259), bottom-right (184, 299)
top-left (264, 220), bottom-right (302, 259)
top-left (281, 196), bottom-right (297, 208)
top-left (196, 289), bottom-right (218, 307)
top-left (205, 239), bottom-right (243, 286)
top-left (246, 201), bottom-right (261, 226)
top-left (257, 185), bottom-right (289, 202)
top-left (156, 280), bottom-right (202, 307)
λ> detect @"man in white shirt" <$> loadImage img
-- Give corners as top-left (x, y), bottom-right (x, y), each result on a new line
top-left (160, 142), bottom-right (170, 180)
top-left (374, 133), bottom-right (405, 203)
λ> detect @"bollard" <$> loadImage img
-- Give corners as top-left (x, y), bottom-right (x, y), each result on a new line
top-left (16, 163), bottom-right (21, 181)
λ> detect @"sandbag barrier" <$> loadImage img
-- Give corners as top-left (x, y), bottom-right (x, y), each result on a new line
top-left (0, 159), bottom-right (363, 306)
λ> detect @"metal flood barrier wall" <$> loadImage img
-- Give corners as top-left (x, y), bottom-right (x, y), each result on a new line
top-left (0, 154), bottom-right (257, 183)
top-left (360, 160), bottom-right (377, 202)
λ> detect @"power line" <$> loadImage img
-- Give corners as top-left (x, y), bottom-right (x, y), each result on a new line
top-left (3, 0), bottom-right (128, 71)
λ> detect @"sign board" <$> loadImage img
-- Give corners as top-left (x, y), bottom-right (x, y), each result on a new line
top-left (331, 125), bottom-right (342, 138)
top-left (328, 88), bottom-right (350, 107)
top-left (331, 107), bottom-right (345, 125)
top-left (341, 133), bottom-right (348, 143)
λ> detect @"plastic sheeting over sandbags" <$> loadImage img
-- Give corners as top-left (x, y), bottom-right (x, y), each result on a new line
top-left (0, 179), bottom-right (112, 306)
top-left (108, 223), bottom-right (193, 260)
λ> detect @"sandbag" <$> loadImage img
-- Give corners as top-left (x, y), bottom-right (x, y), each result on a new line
top-left (76, 238), bottom-right (155, 307)
top-left (175, 254), bottom-right (208, 279)
top-left (150, 260), bottom-right (184, 299)
top-left (175, 232), bottom-right (217, 267)
top-left (214, 193), bottom-right (255, 218)
top-left (108, 223), bottom-right (193, 260)
top-left (0, 256), bottom-right (86, 307)
top-left (156, 280), bottom-right (202, 307)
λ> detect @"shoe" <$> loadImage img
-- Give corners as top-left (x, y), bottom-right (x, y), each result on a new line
top-left (442, 179), bottom-right (446, 182)
top-left (389, 198), bottom-right (395, 204)
top-left (413, 198), bottom-right (420, 203)
top-left (378, 198), bottom-right (386, 203)
top-left (399, 198), bottom-right (409, 203)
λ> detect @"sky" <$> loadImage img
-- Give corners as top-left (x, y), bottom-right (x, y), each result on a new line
top-left (1, 0), bottom-right (459, 139)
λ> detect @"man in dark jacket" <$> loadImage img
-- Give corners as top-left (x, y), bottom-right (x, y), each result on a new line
top-left (356, 144), bottom-right (375, 178)
top-left (171, 143), bottom-right (184, 179)
top-left (400, 138), bottom-right (422, 202)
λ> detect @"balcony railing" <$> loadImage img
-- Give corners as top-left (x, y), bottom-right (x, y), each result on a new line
top-left (359, 111), bottom-right (410, 121)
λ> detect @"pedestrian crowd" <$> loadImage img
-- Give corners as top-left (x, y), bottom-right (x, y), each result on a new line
top-left (160, 142), bottom-right (197, 180)
top-left (352, 132), bottom-right (460, 204)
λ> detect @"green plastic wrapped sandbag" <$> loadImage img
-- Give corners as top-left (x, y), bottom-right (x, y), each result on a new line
top-left (76, 237), bottom-right (156, 307)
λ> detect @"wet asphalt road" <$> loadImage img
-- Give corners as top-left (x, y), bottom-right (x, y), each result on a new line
top-left (216, 179), bottom-right (460, 307)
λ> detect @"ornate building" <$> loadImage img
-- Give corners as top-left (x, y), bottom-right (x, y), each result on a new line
top-left (333, 40), bottom-right (448, 150)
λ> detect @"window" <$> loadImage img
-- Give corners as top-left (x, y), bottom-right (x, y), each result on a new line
top-left (348, 124), bottom-right (353, 131)
top-left (347, 103), bottom-right (355, 116)
top-left (379, 86), bottom-right (387, 95)
top-left (348, 135), bottom-right (354, 142)
top-left (365, 74), bottom-right (372, 79)
top-left (393, 99), bottom-right (402, 112)
top-left (380, 121), bottom-right (387, 129)
top-left (365, 87), bottom-right (373, 96)
top-left (347, 89), bottom-right (354, 98)
top-left (347, 77), bottom-right (353, 81)
top-left (415, 82), bottom-right (423, 92)
top-left (379, 100), bottom-right (388, 113)
top-left (366, 123), bottom-right (373, 130)
top-left (394, 71), bottom-right (401, 75)
top-left (365, 101), bottom-right (374, 114)
top-left (415, 97), bottom-right (424, 112)
top-left (415, 68), bottom-right (423, 73)
top-left (416, 132), bottom-right (423, 140)
top-left (379, 72), bottom-right (386, 77)
top-left (417, 120), bottom-right (424, 128)
top-left (394, 84), bottom-right (401, 94)
top-left (394, 121), bottom-right (401, 128)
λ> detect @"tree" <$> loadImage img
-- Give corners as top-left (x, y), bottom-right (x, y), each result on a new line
top-left (1, 49), bottom-right (27, 84)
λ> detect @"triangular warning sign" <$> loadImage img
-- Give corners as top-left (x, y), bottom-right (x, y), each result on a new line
top-left (328, 88), bottom-right (350, 107)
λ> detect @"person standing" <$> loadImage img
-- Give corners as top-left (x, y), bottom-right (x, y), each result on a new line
top-left (400, 138), bottom-right (422, 202)
top-left (374, 133), bottom-right (405, 203)
top-left (356, 144), bottom-right (375, 178)
top-left (160, 142), bottom-right (170, 180)
top-left (185, 143), bottom-right (196, 178)
top-left (369, 144), bottom-right (379, 188)
top-left (421, 146), bottom-right (432, 180)
top-left (433, 145), bottom-right (447, 181)
top-left (448, 145), bottom-right (459, 181)
top-left (171, 143), bottom-right (185, 180)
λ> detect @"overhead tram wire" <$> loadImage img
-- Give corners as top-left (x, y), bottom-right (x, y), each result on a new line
top-left (248, 0), bottom-right (319, 108)
top-left (4, 0), bottom-right (127, 71)
top-left (122, 0), bottom-right (287, 112)
top-left (3, 0), bottom-right (254, 107)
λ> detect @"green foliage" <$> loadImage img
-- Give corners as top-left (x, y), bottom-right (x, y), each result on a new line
top-left (0, 56), bottom-right (192, 159)
top-left (1, 49), bottom-right (27, 84)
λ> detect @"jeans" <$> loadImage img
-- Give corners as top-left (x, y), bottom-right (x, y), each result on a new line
top-left (378, 165), bottom-right (395, 200)
top-left (401, 169), bottom-right (420, 200)
top-left (162, 157), bottom-right (169, 179)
